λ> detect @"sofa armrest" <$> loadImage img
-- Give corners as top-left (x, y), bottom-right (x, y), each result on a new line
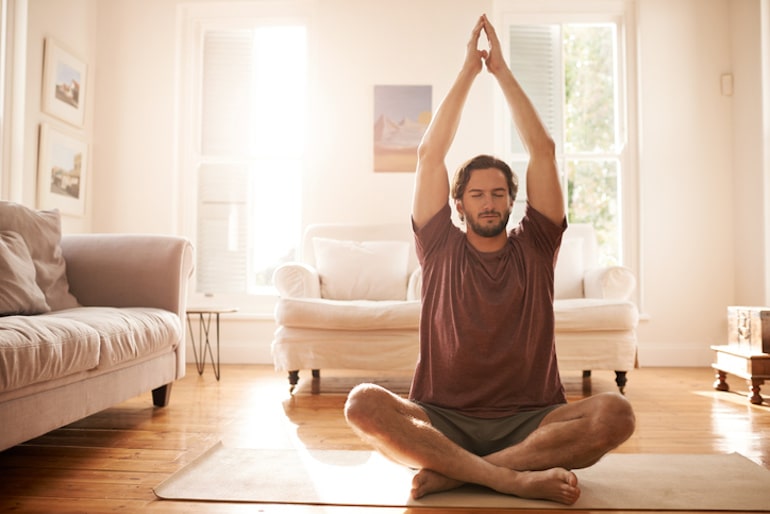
top-left (60, 234), bottom-right (194, 319)
top-left (407, 267), bottom-right (422, 301)
top-left (273, 262), bottom-right (321, 298)
top-left (583, 266), bottom-right (636, 300)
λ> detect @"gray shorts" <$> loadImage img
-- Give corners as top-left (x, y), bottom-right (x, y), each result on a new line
top-left (413, 401), bottom-right (564, 456)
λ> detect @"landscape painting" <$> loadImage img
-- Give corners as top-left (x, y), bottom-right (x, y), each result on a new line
top-left (373, 85), bottom-right (432, 172)
top-left (37, 124), bottom-right (88, 216)
top-left (42, 39), bottom-right (88, 127)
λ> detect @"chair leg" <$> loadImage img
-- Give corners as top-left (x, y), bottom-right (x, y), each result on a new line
top-left (615, 371), bottom-right (628, 394)
top-left (288, 370), bottom-right (299, 394)
top-left (581, 370), bottom-right (592, 394)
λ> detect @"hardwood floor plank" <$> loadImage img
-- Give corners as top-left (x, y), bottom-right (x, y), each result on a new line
top-left (0, 364), bottom-right (768, 513)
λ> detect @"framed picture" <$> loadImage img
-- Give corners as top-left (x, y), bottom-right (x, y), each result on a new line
top-left (37, 124), bottom-right (88, 217)
top-left (42, 38), bottom-right (87, 127)
top-left (373, 85), bottom-right (432, 172)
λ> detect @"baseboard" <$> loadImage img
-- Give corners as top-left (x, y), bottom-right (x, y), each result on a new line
top-left (637, 341), bottom-right (716, 367)
top-left (185, 316), bottom-right (275, 365)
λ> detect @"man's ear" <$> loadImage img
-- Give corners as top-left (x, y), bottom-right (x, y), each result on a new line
top-left (455, 199), bottom-right (465, 222)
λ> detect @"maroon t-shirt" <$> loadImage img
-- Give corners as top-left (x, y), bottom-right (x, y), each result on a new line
top-left (409, 203), bottom-right (567, 418)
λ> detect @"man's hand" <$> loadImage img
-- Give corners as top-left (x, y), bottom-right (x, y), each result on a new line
top-left (464, 16), bottom-right (488, 77)
top-left (480, 14), bottom-right (507, 76)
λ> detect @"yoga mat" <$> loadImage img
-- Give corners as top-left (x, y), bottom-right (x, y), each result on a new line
top-left (155, 443), bottom-right (770, 510)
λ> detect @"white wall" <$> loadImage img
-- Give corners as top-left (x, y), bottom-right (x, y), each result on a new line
top-left (635, 0), bottom-right (737, 365)
top-left (14, 0), bottom-right (770, 367)
top-left (730, 0), bottom-right (766, 305)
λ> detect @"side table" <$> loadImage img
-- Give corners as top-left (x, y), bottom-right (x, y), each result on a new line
top-left (186, 307), bottom-right (237, 380)
top-left (711, 345), bottom-right (770, 405)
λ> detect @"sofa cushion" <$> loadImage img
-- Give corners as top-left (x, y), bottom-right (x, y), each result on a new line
top-left (312, 238), bottom-right (410, 301)
top-left (0, 315), bottom-right (100, 393)
top-left (275, 297), bottom-right (420, 330)
top-left (0, 231), bottom-right (51, 315)
top-left (0, 202), bottom-right (79, 310)
top-left (50, 307), bottom-right (181, 368)
top-left (0, 307), bottom-right (181, 393)
top-left (554, 298), bottom-right (639, 331)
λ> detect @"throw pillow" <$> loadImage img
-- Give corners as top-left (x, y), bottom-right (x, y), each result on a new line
top-left (0, 231), bottom-right (51, 315)
top-left (554, 238), bottom-right (584, 299)
top-left (0, 202), bottom-right (79, 310)
top-left (312, 237), bottom-right (410, 301)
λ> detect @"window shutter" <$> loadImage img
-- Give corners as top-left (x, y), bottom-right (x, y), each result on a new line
top-left (508, 25), bottom-right (563, 155)
top-left (196, 30), bottom-right (255, 294)
top-left (201, 31), bottom-right (254, 155)
top-left (196, 164), bottom-right (251, 294)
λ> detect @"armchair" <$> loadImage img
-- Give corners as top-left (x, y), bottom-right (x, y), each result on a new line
top-left (553, 224), bottom-right (639, 392)
top-left (271, 223), bottom-right (420, 392)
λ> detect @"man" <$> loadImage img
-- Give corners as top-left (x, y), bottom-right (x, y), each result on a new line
top-left (344, 15), bottom-right (635, 505)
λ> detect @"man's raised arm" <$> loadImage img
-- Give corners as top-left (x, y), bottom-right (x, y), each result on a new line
top-left (412, 17), bottom-right (487, 230)
top-left (482, 15), bottom-right (565, 225)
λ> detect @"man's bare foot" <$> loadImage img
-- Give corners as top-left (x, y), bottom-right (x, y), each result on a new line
top-left (411, 466), bottom-right (580, 506)
top-left (507, 468), bottom-right (581, 505)
top-left (412, 469), bottom-right (463, 499)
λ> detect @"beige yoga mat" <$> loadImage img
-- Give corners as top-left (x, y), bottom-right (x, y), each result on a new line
top-left (154, 443), bottom-right (770, 510)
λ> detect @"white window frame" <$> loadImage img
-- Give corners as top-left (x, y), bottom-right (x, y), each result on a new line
top-left (177, 1), bottom-right (313, 314)
top-left (493, 0), bottom-right (640, 303)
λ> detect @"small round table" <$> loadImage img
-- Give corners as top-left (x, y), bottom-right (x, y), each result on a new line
top-left (186, 307), bottom-right (237, 380)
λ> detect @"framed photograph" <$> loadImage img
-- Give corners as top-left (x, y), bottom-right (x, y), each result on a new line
top-left (42, 38), bottom-right (87, 127)
top-left (373, 85), bottom-right (432, 172)
top-left (37, 124), bottom-right (88, 217)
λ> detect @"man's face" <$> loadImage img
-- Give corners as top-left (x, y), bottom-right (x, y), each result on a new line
top-left (457, 168), bottom-right (513, 238)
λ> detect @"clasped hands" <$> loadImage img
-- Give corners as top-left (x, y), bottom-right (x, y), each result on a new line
top-left (466, 14), bottom-right (506, 76)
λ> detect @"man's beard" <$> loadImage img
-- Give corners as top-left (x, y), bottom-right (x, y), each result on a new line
top-left (466, 210), bottom-right (511, 238)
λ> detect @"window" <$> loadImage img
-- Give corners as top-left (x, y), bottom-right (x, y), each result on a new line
top-left (179, 4), bottom-right (309, 311)
top-left (498, 2), bottom-right (637, 268)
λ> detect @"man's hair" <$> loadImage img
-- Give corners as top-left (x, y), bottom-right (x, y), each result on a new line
top-left (451, 154), bottom-right (519, 202)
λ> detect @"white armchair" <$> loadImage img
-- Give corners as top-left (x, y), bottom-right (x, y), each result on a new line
top-left (272, 223), bottom-right (421, 392)
top-left (272, 222), bottom-right (638, 393)
top-left (553, 224), bottom-right (639, 393)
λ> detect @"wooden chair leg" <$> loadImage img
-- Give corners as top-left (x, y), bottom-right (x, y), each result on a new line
top-left (582, 370), bottom-right (592, 394)
top-left (311, 369), bottom-right (321, 395)
top-left (288, 370), bottom-right (299, 394)
top-left (615, 371), bottom-right (628, 394)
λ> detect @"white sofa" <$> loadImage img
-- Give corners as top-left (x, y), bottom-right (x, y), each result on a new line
top-left (0, 202), bottom-right (194, 451)
top-left (272, 221), bottom-right (638, 393)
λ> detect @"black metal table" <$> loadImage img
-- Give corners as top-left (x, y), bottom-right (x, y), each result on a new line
top-left (186, 307), bottom-right (237, 380)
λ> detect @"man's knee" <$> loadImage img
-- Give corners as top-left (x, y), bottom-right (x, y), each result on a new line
top-left (595, 392), bottom-right (635, 446)
top-left (344, 383), bottom-right (390, 431)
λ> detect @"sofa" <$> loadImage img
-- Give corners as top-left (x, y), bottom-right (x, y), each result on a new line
top-left (272, 221), bottom-right (638, 393)
top-left (0, 201), bottom-right (194, 451)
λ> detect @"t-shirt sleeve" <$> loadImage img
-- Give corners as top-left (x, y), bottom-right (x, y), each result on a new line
top-left (412, 203), bottom-right (455, 265)
top-left (515, 202), bottom-right (567, 262)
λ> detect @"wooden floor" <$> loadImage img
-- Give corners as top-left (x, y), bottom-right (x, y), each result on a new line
top-left (0, 365), bottom-right (768, 513)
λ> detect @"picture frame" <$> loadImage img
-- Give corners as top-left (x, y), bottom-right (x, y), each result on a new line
top-left (373, 85), bottom-right (432, 172)
top-left (37, 123), bottom-right (88, 217)
top-left (41, 38), bottom-right (87, 127)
